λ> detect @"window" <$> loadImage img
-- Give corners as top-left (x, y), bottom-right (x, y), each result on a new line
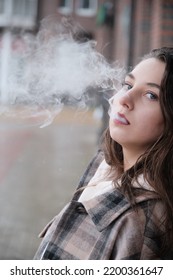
top-left (59, 0), bottom-right (67, 7)
top-left (75, 0), bottom-right (98, 17)
top-left (12, 0), bottom-right (37, 18)
top-left (0, 0), bottom-right (38, 28)
top-left (0, 0), bottom-right (37, 17)
top-left (79, 0), bottom-right (89, 9)
top-left (58, 0), bottom-right (73, 15)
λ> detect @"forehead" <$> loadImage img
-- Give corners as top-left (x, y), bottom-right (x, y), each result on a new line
top-left (130, 58), bottom-right (166, 85)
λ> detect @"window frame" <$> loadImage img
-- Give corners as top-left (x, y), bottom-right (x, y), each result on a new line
top-left (75, 0), bottom-right (98, 17)
top-left (0, 0), bottom-right (38, 28)
top-left (58, 0), bottom-right (73, 15)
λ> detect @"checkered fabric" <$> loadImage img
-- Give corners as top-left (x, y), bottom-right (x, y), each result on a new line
top-left (34, 150), bottom-right (173, 259)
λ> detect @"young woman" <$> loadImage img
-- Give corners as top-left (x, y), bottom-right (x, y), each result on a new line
top-left (34, 47), bottom-right (173, 260)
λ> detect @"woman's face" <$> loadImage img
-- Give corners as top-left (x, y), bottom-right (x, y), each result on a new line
top-left (109, 58), bottom-right (165, 156)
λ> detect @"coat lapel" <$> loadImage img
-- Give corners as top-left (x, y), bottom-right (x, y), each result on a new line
top-left (82, 188), bottom-right (159, 232)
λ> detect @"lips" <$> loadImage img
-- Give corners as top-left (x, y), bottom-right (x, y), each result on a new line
top-left (113, 112), bottom-right (130, 125)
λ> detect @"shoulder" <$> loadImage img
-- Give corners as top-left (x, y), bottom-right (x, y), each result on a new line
top-left (110, 198), bottom-right (171, 259)
top-left (124, 199), bottom-right (166, 237)
top-left (119, 198), bottom-right (171, 259)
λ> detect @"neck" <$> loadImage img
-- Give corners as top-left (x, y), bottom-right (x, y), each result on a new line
top-left (122, 147), bottom-right (143, 171)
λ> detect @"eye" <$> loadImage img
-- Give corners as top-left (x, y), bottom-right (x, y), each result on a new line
top-left (122, 82), bottom-right (132, 91)
top-left (146, 92), bottom-right (159, 101)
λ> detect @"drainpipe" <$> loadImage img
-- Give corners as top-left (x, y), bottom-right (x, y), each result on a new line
top-left (127, 0), bottom-right (136, 68)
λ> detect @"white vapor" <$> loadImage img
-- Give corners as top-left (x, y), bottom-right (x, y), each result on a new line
top-left (0, 17), bottom-right (124, 127)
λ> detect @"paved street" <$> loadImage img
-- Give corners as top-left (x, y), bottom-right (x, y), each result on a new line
top-left (0, 107), bottom-right (100, 259)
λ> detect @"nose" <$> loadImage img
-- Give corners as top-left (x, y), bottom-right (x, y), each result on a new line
top-left (109, 89), bottom-right (134, 110)
top-left (119, 90), bottom-right (134, 110)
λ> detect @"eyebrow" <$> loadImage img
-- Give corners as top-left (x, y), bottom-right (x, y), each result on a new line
top-left (126, 73), bottom-right (161, 89)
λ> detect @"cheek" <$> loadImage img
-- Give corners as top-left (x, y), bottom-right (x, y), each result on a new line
top-left (142, 113), bottom-right (164, 140)
top-left (153, 107), bottom-right (163, 125)
top-left (154, 120), bottom-right (164, 138)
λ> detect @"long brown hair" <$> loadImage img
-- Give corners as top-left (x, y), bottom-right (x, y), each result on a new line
top-left (102, 47), bottom-right (173, 248)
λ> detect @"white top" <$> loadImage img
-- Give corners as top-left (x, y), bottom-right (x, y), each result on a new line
top-left (78, 159), bottom-right (155, 202)
top-left (78, 159), bottom-right (113, 202)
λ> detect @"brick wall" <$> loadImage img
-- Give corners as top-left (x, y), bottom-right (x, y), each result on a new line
top-left (161, 0), bottom-right (173, 46)
top-left (37, 0), bottom-right (173, 67)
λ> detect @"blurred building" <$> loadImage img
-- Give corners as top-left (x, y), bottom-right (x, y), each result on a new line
top-left (35, 0), bottom-right (173, 136)
top-left (37, 0), bottom-right (115, 63)
top-left (0, 0), bottom-right (38, 29)
top-left (0, 0), bottom-right (38, 102)
top-left (37, 0), bottom-right (173, 68)
top-left (0, 0), bottom-right (173, 105)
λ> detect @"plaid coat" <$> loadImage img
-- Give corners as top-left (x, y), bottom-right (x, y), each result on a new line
top-left (34, 149), bottom-right (173, 260)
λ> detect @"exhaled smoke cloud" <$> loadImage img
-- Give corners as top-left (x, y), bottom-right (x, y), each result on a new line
top-left (0, 16), bottom-right (124, 127)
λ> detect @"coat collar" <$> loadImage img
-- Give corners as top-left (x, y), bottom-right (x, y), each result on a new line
top-left (82, 188), bottom-right (159, 232)
top-left (74, 150), bottom-right (159, 232)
